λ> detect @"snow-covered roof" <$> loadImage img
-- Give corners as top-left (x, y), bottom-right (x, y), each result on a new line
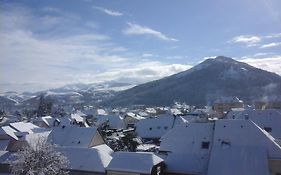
top-left (207, 119), bottom-right (281, 175)
top-left (107, 152), bottom-right (163, 174)
top-left (136, 144), bottom-right (156, 152)
top-left (57, 144), bottom-right (112, 173)
top-left (0, 140), bottom-right (9, 151)
top-left (71, 113), bottom-right (84, 123)
top-left (209, 147), bottom-right (269, 175)
top-left (56, 117), bottom-right (72, 126)
top-left (48, 126), bottom-right (99, 147)
top-left (226, 109), bottom-right (281, 140)
top-left (125, 112), bottom-right (145, 120)
top-left (40, 116), bottom-right (56, 127)
top-left (159, 123), bottom-right (214, 174)
top-left (9, 122), bottom-right (40, 134)
top-left (97, 109), bottom-right (107, 115)
top-left (136, 114), bottom-right (186, 139)
top-left (35, 116), bottom-right (72, 128)
top-left (24, 131), bottom-right (51, 148)
top-left (159, 119), bottom-right (281, 175)
top-left (170, 108), bottom-right (183, 116)
top-left (145, 108), bottom-right (157, 114)
top-left (95, 115), bottom-right (125, 129)
top-left (0, 126), bottom-right (18, 140)
top-left (0, 151), bottom-right (12, 164)
top-left (138, 111), bottom-right (149, 117)
top-left (125, 112), bottom-right (135, 118)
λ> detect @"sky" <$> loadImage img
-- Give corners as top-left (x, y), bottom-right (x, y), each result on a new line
top-left (0, 0), bottom-right (281, 92)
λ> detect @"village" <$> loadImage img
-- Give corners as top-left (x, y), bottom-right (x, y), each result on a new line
top-left (0, 97), bottom-right (280, 175)
top-left (1, 0), bottom-right (281, 174)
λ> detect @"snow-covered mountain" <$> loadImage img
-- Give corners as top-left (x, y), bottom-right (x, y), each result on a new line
top-left (104, 56), bottom-right (281, 106)
top-left (0, 81), bottom-right (135, 106)
top-left (52, 81), bottom-right (134, 93)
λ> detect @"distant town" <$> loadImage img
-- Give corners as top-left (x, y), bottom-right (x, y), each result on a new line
top-left (0, 93), bottom-right (280, 175)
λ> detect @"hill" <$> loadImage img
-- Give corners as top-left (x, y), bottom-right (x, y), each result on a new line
top-left (104, 56), bottom-right (281, 106)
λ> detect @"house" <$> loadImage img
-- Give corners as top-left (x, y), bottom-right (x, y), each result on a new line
top-left (145, 108), bottom-right (157, 115)
top-left (0, 126), bottom-right (18, 141)
top-left (181, 110), bottom-right (209, 122)
top-left (213, 96), bottom-right (244, 116)
top-left (97, 109), bottom-right (108, 116)
top-left (106, 152), bottom-right (165, 175)
top-left (94, 115), bottom-right (125, 130)
top-left (135, 114), bottom-right (187, 140)
top-left (48, 126), bottom-right (104, 148)
top-left (159, 119), bottom-right (281, 175)
top-left (0, 140), bottom-right (10, 152)
top-left (8, 122), bottom-right (42, 134)
top-left (33, 116), bottom-right (56, 128)
top-left (0, 122), bottom-right (49, 152)
top-left (159, 123), bottom-right (214, 175)
top-left (7, 130), bottom-right (51, 152)
top-left (57, 144), bottom-right (113, 175)
top-left (226, 109), bottom-right (281, 143)
top-left (55, 116), bottom-right (72, 127)
top-left (0, 151), bottom-right (12, 173)
top-left (0, 126), bottom-right (19, 152)
top-left (254, 96), bottom-right (281, 109)
top-left (123, 112), bottom-right (145, 128)
top-left (207, 119), bottom-right (281, 175)
top-left (33, 116), bottom-right (72, 128)
top-left (71, 113), bottom-right (89, 127)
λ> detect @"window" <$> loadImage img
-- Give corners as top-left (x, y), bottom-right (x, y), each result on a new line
top-left (264, 127), bottom-right (272, 132)
top-left (149, 127), bottom-right (152, 131)
top-left (201, 141), bottom-right (210, 149)
top-left (221, 141), bottom-right (231, 149)
top-left (164, 126), bottom-right (168, 130)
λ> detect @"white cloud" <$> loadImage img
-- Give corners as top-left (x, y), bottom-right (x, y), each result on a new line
top-left (93, 6), bottom-right (123, 16)
top-left (0, 3), bottom-right (187, 92)
top-left (265, 33), bottom-right (281, 39)
top-left (260, 42), bottom-right (281, 48)
top-left (240, 56), bottom-right (281, 75)
top-left (123, 22), bottom-right (178, 42)
top-left (229, 35), bottom-right (261, 46)
top-left (165, 56), bottom-right (184, 60)
top-left (42, 7), bottom-right (61, 13)
top-left (229, 33), bottom-right (281, 47)
top-left (142, 53), bottom-right (154, 58)
top-left (85, 61), bottom-right (192, 84)
top-left (253, 52), bottom-right (273, 57)
top-left (202, 56), bottom-right (217, 60)
top-left (0, 4), bottom-right (131, 92)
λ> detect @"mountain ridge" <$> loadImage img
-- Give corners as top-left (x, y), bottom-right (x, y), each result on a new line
top-left (103, 56), bottom-right (281, 107)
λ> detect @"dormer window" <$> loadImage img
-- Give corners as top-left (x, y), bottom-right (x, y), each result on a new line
top-left (264, 127), bottom-right (272, 133)
top-left (201, 141), bottom-right (210, 149)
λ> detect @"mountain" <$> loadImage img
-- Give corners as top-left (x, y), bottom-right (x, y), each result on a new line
top-left (104, 56), bottom-right (281, 107)
top-left (16, 81), bottom-right (135, 107)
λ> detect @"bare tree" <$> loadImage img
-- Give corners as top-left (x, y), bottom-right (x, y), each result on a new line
top-left (10, 139), bottom-right (69, 175)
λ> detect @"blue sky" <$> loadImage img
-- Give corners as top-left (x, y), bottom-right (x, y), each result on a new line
top-left (1, 0), bottom-right (281, 92)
